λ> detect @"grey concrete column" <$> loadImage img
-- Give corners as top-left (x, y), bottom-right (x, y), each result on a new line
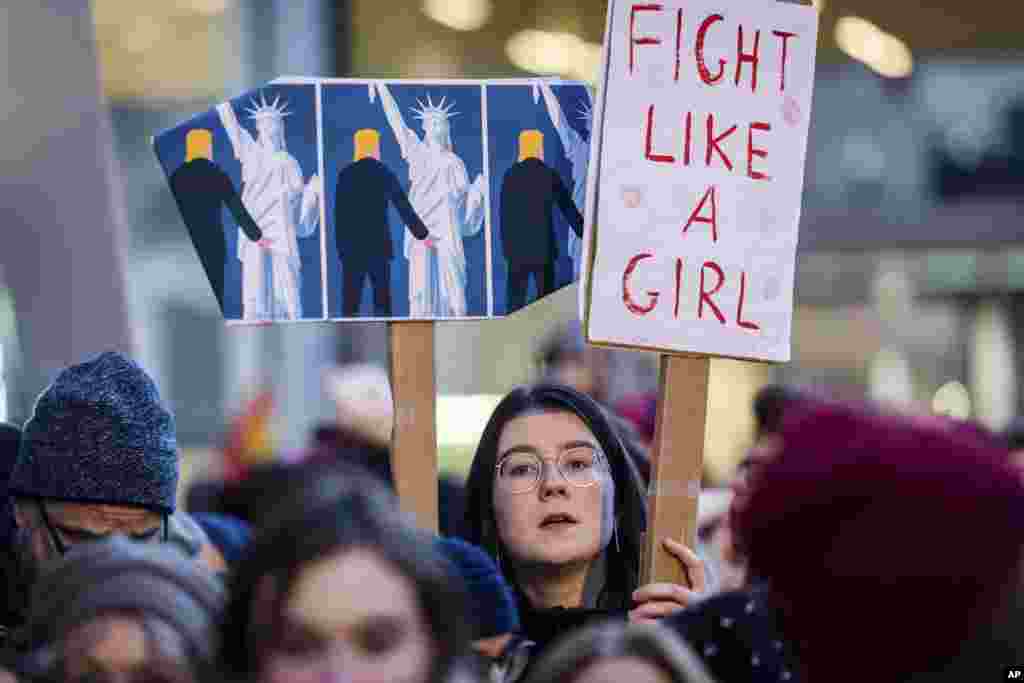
top-left (0, 2), bottom-right (134, 414)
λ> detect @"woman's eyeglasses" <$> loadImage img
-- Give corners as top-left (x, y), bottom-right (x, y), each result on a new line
top-left (495, 448), bottom-right (606, 495)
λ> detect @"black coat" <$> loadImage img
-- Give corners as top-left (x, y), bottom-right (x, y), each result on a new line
top-left (169, 158), bottom-right (262, 309)
top-left (666, 584), bottom-right (802, 683)
top-left (334, 157), bottom-right (429, 266)
top-left (499, 158), bottom-right (583, 267)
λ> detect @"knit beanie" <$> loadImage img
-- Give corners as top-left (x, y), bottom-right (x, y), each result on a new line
top-left (737, 402), bottom-right (1024, 683)
top-left (10, 351), bottom-right (178, 513)
top-left (25, 536), bottom-right (224, 662)
top-left (436, 536), bottom-right (520, 638)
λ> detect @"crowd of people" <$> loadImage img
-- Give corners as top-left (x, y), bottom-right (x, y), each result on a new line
top-left (0, 343), bottom-right (1021, 683)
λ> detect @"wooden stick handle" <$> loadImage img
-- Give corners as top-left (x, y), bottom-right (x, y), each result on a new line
top-left (641, 354), bottom-right (710, 585)
top-left (388, 321), bottom-right (439, 533)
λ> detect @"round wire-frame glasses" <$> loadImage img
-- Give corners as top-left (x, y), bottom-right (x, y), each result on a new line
top-left (495, 447), bottom-right (607, 495)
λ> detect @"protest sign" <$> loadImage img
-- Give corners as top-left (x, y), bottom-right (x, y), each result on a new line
top-left (582, 0), bottom-right (819, 584)
top-left (582, 0), bottom-right (818, 363)
top-left (153, 78), bottom-right (593, 324)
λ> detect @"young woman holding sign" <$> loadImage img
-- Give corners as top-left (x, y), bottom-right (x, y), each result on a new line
top-left (462, 384), bottom-right (706, 670)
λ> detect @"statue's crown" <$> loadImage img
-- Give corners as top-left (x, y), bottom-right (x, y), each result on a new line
top-left (411, 94), bottom-right (459, 123)
top-left (246, 92), bottom-right (292, 121)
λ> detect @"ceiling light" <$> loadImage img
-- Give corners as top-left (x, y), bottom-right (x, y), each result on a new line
top-left (177, 0), bottom-right (233, 15)
top-left (422, 0), bottom-right (493, 32)
top-left (835, 15), bottom-right (913, 79)
top-left (507, 30), bottom-right (592, 77)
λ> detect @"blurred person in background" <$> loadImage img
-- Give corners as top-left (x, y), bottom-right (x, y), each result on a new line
top-left (736, 402), bottom-right (1024, 683)
top-left (664, 384), bottom-right (814, 683)
top-left (219, 462), bottom-right (473, 683)
top-left (523, 621), bottom-right (712, 683)
top-left (315, 363), bottom-right (467, 537)
top-left (535, 322), bottom-right (612, 406)
top-left (1, 351), bottom-right (215, 653)
top-left (435, 536), bottom-right (531, 682)
top-left (462, 384), bottom-right (706, 677)
top-left (15, 536), bottom-right (223, 683)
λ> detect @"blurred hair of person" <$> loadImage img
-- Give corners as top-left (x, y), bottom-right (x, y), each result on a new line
top-left (523, 621), bottom-right (712, 683)
top-left (435, 536), bottom-right (530, 682)
top-left (462, 384), bottom-right (706, 677)
top-left (16, 536), bottom-right (223, 683)
top-left (316, 363), bottom-right (468, 538)
top-left (220, 462), bottom-right (472, 683)
top-left (612, 393), bottom-right (656, 450)
top-left (534, 321), bottom-right (613, 405)
top-left (735, 402), bottom-right (1024, 683)
top-left (1, 352), bottom-right (194, 652)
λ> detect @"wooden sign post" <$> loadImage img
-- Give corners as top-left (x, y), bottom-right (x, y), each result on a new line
top-left (641, 355), bottom-right (710, 585)
top-left (388, 321), bottom-right (439, 533)
top-left (582, 0), bottom-right (820, 584)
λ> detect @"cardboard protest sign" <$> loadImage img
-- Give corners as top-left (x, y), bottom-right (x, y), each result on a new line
top-left (582, 0), bottom-right (819, 362)
top-left (154, 78), bottom-right (592, 323)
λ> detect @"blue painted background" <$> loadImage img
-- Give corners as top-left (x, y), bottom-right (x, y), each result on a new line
top-left (322, 83), bottom-right (487, 318)
top-left (155, 83), bottom-right (323, 320)
top-left (487, 84), bottom-right (590, 315)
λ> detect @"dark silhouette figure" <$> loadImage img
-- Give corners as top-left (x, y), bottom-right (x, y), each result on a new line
top-left (334, 157), bottom-right (430, 317)
top-left (500, 158), bottom-right (584, 313)
top-left (169, 158), bottom-right (263, 313)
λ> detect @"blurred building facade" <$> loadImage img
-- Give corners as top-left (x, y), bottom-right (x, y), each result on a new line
top-left (1, 0), bottom-right (1022, 481)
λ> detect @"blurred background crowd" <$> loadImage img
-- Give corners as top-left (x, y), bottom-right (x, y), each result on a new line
top-left (1, 1), bottom-right (1024, 682)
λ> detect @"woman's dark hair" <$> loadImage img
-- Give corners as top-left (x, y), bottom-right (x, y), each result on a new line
top-left (462, 383), bottom-right (647, 610)
top-left (219, 462), bottom-right (472, 683)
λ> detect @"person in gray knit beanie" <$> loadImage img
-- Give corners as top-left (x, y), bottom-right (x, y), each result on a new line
top-left (16, 536), bottom-right (224, 683)
top-left (0, 351), bottom-right (197, 653)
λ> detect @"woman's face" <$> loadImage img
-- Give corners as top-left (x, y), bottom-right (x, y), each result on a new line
top-left (574, 656), bottom-right (672, 683)
top-left (61, 615), bottom-right (190, 683)
top-left (263, 547), bottom-right (434, 683)
top-left (492, 410), bottom-right (615, 570)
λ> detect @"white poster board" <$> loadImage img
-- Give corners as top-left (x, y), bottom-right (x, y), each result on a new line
top-left (582, 0), bottom-right (818, 362)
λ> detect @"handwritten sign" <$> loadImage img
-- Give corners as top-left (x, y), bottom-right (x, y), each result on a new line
top-left (583, 0), bottom-right (818, 362)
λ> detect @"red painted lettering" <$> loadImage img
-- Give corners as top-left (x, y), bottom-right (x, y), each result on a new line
top-left (747, 122), bottom-right (771, 181)
top-left (645, 105), bottom-right (676, 163)
top-left (674, 9), bottom-right (684, 82)
top-left (623, 253), bottom-right (660, 315)
top-left (629, 4), bottom-right (664, 75)
top-left (674, 257), bottom-right (683, 318)
top-left (684, 111), bottom-right (693, 166)
top-left (696, 14), bottom-right (726, 85)
top-left (772, 31), bottom-right (797, 92)
top-left (698, 261), bottom-right (726, 324)
top-left (682, 185), bottom-right (718, 242)
top-left (734, 26), bottom-right (761, 92)
top-left (737, 271), bottom-right (761, 331)
top-left (705, 115), bottom-right (737, 171)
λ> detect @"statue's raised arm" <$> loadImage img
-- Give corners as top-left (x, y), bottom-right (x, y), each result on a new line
top-left (538, 81), bottom-right (580, 154)
top-left (373, 82), bottom-right (418, 160)
top-left (216, 102), bottom-right (255, 163)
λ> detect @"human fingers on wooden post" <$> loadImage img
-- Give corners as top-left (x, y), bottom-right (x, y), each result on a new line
top-left (628, 582), bottom-right (700, 624)
top-left (663, 537), bottom-right (706, 592)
